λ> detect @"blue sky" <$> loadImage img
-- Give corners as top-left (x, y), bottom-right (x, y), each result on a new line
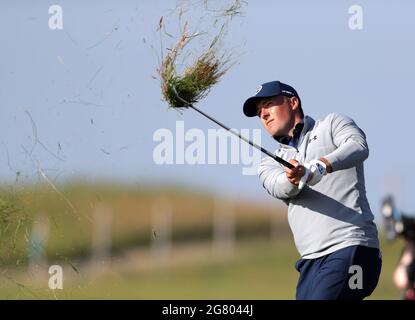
top-left (1, 0), bottom-right (414, 217)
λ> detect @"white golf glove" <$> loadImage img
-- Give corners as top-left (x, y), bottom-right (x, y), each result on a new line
top-left (298, 159), bottom-right (327, 190)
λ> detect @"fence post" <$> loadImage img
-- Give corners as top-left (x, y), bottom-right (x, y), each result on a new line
top-left (28, 213), bottom-right (50, 278)
top-left (92, 202), bottom-right (113, 265)
top-left (212, 196), bottom-right (235, 257)
top-left (151, 198), bottom-right (172, 265)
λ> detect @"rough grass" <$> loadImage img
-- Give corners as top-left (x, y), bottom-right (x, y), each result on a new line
top-left (0, 183), bottom-right (405, 300)
top-left (0, 183), bottom-right (286, 266)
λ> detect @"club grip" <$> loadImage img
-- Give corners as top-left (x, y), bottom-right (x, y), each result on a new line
top-left (272, 155), bottom-right (295, 169)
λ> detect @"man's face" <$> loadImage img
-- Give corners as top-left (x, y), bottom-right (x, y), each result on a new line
top-left (256, 95), bottom-right (297, 137)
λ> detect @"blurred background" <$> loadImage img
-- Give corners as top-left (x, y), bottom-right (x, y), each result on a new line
top-left (0, 0), bottom-right (414, 299)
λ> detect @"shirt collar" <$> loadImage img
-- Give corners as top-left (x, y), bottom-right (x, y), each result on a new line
top-left (274, 120), bottom-right (304, 147)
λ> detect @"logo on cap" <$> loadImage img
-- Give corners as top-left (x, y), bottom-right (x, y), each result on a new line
top-left (255, 85), bottom-right (262, 95)
top-left (282, 89), bottom-right (294, 95)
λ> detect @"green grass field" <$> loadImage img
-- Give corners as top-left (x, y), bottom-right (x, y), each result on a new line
top-left (0, 237), bottom-right (404, 299)
top-left (0, 183), bottom-right (406, 299)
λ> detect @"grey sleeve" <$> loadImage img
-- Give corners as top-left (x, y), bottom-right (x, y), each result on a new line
top-left (258, 156), bottom-right (302, 200)
top-left (323, 113), bottom-right (369, 172)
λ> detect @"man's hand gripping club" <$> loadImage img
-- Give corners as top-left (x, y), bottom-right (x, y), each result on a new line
top-left (285, 159), bottom-right (329, 190)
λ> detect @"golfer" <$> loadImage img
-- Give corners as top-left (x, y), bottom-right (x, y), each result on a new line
top-left (243, 80), bottom-right (382, 300)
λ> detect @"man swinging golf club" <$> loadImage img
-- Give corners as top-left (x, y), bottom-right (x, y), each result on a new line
top-left (243, 80), bottom-right (382, 300)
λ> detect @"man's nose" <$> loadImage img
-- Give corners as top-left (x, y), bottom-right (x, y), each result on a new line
top-left (260, 108), bottom-right (270, 119)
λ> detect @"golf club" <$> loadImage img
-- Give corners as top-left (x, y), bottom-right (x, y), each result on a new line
top-left (172, 87), bottom-right (295, 169)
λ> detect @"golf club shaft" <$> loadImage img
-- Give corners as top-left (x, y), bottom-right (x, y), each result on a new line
top-left (188, 104), bottom-right (295, 169)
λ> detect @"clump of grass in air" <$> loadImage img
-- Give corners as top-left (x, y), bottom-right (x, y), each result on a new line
top-left (159, 23), bottom-right (234, 109)
top-left (204, 0), bottom-right (247, 19)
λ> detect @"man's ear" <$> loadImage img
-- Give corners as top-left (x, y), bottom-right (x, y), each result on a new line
top-left (289, 96), bottom-right (300, 111)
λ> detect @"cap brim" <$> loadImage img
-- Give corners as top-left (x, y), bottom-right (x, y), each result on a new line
top-left (243, 97), bottom-right (261, 117)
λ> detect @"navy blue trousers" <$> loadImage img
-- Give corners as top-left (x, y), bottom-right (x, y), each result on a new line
top-left (295, 245), bottom-right (382, 300)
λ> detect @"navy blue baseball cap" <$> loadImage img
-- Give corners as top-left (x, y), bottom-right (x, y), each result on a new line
top-left (243, 81), bottom-right (301, 117)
